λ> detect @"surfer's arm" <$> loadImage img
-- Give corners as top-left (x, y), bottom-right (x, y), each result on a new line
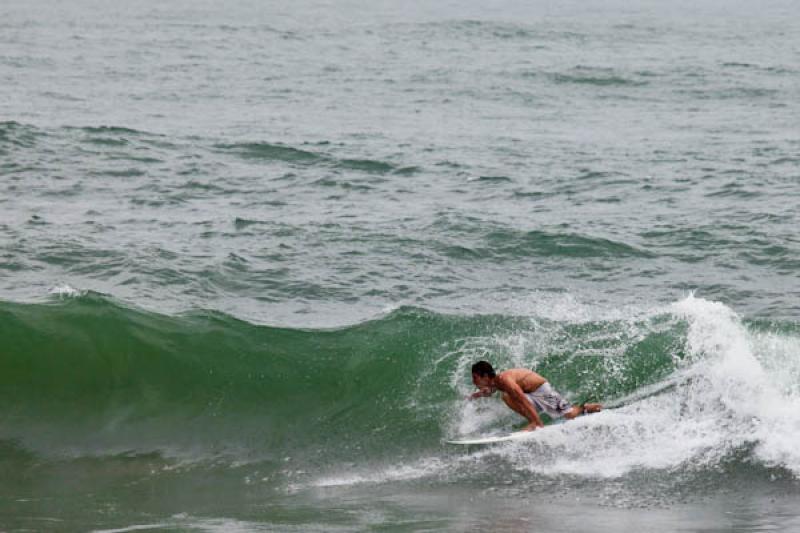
top-left (467, 387), bottom-right (495, 400)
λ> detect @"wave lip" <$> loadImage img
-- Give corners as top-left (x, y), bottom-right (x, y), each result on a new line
top-left (548, 66), bottom-right (649, 87)
top-left (215, 141), bottom-right (322, 163)
top-left (484, 228), bottom-right (653, 259)
top-left (215, 141), bottom-right (414, 176)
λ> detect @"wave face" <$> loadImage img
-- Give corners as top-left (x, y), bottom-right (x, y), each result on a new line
top-left (0, 294), bottom-right (459, 462)
top-left (3, 293), bottom-right (800, 491)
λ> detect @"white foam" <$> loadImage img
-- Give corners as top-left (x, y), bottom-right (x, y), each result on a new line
top-left (91, 525), bottom-right (171, 533)
top-left (48, 283), bottom-right (84, 297)
top-left (673, 295), bottom-right (800, 473)
top-left (91, 514), bottom-right (306, 533)
top-left (502, 291), bottom-right (658, 324)
top-left (310, 457), bottom-right (449, 488)
top-left (451, 294), bottom-right (800, 478)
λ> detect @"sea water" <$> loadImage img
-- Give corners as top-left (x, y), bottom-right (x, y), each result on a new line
top-left (2, 0), bottom-right (800, 530)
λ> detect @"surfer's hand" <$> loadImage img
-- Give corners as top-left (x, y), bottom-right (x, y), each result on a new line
top-left (468, 388), bottom-right (491, 400)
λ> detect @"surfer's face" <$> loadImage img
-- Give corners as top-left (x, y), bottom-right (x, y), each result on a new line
top-left (472, 373), bottom-right (491, 389)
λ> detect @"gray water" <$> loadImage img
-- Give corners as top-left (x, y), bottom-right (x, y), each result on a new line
top-left (2, 0), bottom-right (800, 531)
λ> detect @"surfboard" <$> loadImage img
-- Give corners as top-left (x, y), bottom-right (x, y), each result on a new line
top-left (445, 419), bottom-right (566, 445)
top-left (445, 430), bottom-right (538, 445)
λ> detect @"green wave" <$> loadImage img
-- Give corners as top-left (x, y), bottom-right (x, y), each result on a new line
top-left (0, 294), bottom-right (683, 461)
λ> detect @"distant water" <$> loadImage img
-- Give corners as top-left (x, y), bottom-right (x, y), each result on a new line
top-left (2, 0), bottom-right (800, 531)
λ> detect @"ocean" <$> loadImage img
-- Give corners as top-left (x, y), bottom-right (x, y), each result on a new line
top-left (2, 0), bottom-right (800, 531)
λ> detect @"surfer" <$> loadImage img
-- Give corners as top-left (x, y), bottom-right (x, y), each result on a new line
top-left (469, 361), bottom-right (602, 431)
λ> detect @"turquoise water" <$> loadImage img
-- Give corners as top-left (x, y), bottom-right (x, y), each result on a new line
top-left (2, 0), bottom-right (800, 530)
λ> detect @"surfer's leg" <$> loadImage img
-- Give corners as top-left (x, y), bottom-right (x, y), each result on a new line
top-left (502, 392), bottom-right (531, 419)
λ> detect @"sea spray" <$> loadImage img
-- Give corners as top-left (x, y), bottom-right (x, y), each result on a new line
top-left (449, 295), bottom-right (800, 481)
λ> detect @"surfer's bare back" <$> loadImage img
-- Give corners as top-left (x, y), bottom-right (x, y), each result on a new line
top-left (469, 361), bottom-right (602, 431)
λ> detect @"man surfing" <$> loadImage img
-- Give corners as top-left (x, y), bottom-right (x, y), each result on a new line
top-left (469, 361), bottom-right (602, 431)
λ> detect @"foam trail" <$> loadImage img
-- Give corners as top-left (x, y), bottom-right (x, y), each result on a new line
top-left (310, 457), bottom-right (449, 489)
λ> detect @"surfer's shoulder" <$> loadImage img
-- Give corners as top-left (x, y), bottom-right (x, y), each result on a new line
top-left (494, 370), bottom-right (520, 389)
top-left (498, 368), bottom-right (528, 379)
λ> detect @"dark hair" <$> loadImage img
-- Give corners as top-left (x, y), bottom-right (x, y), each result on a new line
top-left (471, 361), bottom-right (496, 378)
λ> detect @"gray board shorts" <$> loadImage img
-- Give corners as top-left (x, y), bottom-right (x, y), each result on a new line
top-left (525, 382), bottom-right (573, 418)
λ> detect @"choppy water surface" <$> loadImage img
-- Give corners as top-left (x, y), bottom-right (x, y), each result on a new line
top-left (2, 0), bottom-right (800, 531)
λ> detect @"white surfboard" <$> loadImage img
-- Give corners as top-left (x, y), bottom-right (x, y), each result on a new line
top-left (445, 430), bottom-right (538, 445)
top-left (445, 419), bottom-right (566, 445)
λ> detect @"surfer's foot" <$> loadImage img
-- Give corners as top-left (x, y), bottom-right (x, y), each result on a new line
top-left (581, 403), bottom-right (602, 415)
top-left (564, 403), bottom-right (602, 419)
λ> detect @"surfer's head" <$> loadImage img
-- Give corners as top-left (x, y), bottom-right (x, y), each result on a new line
top-left (471, 361), bottom-right (495, 378)
top-left (471, 361), bottom-right (496, 388)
